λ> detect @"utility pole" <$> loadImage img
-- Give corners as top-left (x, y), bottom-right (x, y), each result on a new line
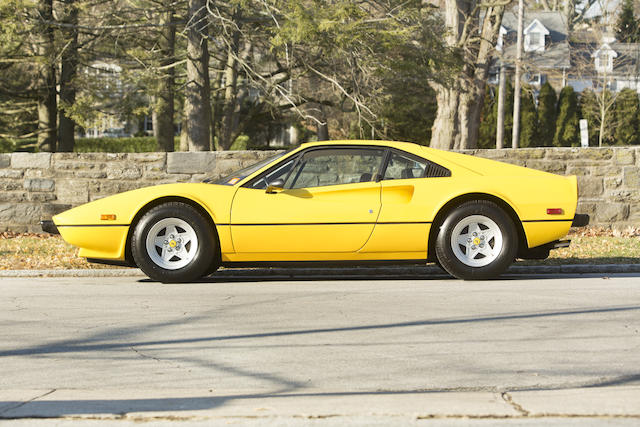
top-left (496, 62), bottom-right (506, 149)
top-left (512, 0), bottom-right (524, 149)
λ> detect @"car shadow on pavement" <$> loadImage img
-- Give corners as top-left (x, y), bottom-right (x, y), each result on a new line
top-left (163, 270), bottom-right (640, 283)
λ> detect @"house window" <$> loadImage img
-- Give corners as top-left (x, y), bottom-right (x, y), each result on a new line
top-left (529, 32), bottom-right (540, 45)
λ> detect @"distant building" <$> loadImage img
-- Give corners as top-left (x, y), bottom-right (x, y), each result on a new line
top-left (491, 11), bottom-right (571, 91)
top-left (569, 40), bottom-right (640, 93)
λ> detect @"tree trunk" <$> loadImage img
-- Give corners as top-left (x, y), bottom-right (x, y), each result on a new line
top-left (37, 0), bottom-right (57, 152)
top-left (155, 4), bottom-right (176, 152)
top-left (58, 0), bottom-right (78, 153)
top-left (316, 104), bottom-right (329, 141)
top-left (430, 84), bottom-right (460, 150)
top-left (218, 34), bottom-right (240, 150)
top-left (184, 0), bottom-right (211, 151)
top-left (429, 1), bottom-right (505, 150)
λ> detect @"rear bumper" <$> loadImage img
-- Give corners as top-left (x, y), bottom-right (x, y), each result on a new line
top-left (572, 214), bottom-right (589, 227)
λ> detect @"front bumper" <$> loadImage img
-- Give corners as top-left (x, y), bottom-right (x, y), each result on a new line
top-left (40, 220), bottom-right (59, 235)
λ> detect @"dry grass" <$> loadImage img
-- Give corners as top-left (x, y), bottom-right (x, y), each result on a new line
top-left (0, 232), bottom-right (115, 270)
top-left (1, 228), bottom-right (638, 270)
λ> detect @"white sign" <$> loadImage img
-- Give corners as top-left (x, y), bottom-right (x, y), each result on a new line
top-left (579, 119), bottom-right (589, 147)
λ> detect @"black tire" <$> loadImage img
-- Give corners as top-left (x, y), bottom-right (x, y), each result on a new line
top-left (131, 202), bottom-right (218, 283)
top-left (435, 200), bottom-right (517, 280)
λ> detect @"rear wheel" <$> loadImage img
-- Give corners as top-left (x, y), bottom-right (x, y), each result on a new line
top-left (435, 200), bottom-right (517, 280)
top-left (131, 202), bottom-right (218, 282)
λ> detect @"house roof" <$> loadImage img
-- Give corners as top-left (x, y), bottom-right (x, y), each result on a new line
top-left (501, 11), bottom-right (568, 43)
top-left (570, 41), bottom-right (640, 77)
top-left (497, 11), bottom-right (571, 70)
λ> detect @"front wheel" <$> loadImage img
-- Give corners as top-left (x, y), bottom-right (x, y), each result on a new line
top-left (131, 202), bottom-right (218, 283)
top-left (435, 200), bottom-right (517, 280)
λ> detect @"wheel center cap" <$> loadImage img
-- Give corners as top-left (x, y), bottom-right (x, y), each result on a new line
top-left (473, 237), bottom-right (481, 245)
top-left (169, 240), bottom-right (177, 248)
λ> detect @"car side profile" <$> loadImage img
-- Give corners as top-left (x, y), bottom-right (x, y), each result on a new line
top-left (46, 140), bottom-right (589, 282)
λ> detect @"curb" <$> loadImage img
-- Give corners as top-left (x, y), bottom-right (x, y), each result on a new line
top-left (1, 264), bottom-right (639, 278)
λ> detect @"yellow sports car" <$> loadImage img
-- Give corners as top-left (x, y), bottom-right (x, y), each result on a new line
top-left (44, 140), bottom-right (589, 282)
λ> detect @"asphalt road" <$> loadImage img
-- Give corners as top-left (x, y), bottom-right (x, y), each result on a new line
top-left (1, 272), bottom-right (639, 425)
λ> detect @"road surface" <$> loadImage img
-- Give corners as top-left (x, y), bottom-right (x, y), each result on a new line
top-left (1, 271), bottom-right (639, 425)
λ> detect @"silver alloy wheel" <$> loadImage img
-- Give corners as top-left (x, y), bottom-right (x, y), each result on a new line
top-left (450, 215), bottom-right (503, 267)
top-left (145, 217), bottom-right (199, 270)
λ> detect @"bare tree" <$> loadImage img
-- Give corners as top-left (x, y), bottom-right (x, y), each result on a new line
top-left (429, 0), bottom-right (509, 150)
top-left (184, 0), bottom-right (210, 151)
top-left (58, 0), bottom-right (79, 152)
top-left (36, 0), bottom-right (57, 152)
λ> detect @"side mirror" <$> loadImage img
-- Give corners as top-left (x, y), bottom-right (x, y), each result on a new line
top-left (265, 178), bottom-right (285, 194)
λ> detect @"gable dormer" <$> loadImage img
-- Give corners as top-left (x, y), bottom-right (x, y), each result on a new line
top-left (591, 43), bottom-right (618, 73)
top-left (524, 19), bottom-right (550, 52)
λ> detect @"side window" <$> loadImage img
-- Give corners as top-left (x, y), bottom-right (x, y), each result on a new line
top-left (383, 152), bottom-right (427, 180)
top-left (286, 148), bottom-right (385, 189)
top-left (249, 158), bottom-right (296, 189)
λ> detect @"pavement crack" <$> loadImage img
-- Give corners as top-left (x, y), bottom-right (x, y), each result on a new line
top-left (501, 391), bottom-right (530, 416)
top-left (129, 346), bottom-right (162, 362)
top-left (0, 389), bottom-right (56, 416)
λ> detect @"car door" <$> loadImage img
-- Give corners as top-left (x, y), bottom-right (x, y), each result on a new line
top-left (360, 149), bottom-right (452, 255)
top-left (230, 147), bottom-right (385, 254)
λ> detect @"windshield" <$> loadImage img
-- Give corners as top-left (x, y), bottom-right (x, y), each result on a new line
top-left (206, 149), bottom-right (294, 185)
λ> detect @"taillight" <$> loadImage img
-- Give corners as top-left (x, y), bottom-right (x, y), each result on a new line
top-left (546, 208), bottom-right (564, 215)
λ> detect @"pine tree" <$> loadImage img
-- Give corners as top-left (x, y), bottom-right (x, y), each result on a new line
top-left (613, 88), bottom-right (640, 145)
top-left (616, 0), bottom-right (639, 43)
top-left (478, 85), bottom-right (496, 148)
top-left (554, 86), bottom-right (580, 147)
top-left (484, 79), bottom-right (515, 148)
top-left (537, 82), bottom-right (557, 146)
top-left (519, 86), bottom-right (537, 147)
top-left (579, 89), bottom-right (599, 146)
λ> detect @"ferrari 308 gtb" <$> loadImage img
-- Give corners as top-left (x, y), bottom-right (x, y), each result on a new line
top-left (46, 140), bottom-right (589, 282)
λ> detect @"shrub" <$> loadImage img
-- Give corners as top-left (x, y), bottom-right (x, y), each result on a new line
top-left (613, 88), bottom-right (640, 145)
top-left (537, 82), bottom-right (557, 146)
top-left (554, 86), bottom-right (580, 147)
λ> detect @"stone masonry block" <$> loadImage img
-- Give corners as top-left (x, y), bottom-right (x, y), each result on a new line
top-left (56, 179), bottom-right (89, 205)
top-left (614, 149), bottom-right (635, 165)
top-left (24, 178), bottom-right (55, 192)
top-left (623, 166), bottom-right (640, 188)
top-left (524, 160), bottom-right (566, 174)
top-left (11, 152), bottom-right (51, 169)
top-left (106, 164), bottom-right (142, 180)
top-left (577, 176), bottom-right (603, 197)
top-left (167, 152), bottom-right (218, 174)
top-left (604, 176), bottom-right (623, 190)
top-left (127, 153), bottom-right (167, 163)
top-left (0, 154), bottom-right (9, 168)
top-left (596, 203), bottom-right (630, 223)
top-left (0, 169), bottom-right (23, 178)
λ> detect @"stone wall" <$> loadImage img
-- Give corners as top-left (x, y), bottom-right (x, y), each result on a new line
top-left (0, 147), bottom-right (638, 232)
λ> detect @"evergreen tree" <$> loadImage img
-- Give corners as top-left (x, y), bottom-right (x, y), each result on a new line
top-left (537, 82), bottom-right (557, 146)
top-left (519, 86), bottom-right (537, 147)
top-left (478, 85), bottom-right (496, 148)
top-left (481, 79), bottom-right (515, 148)
top-left (613, 88), bottom-right (640, 145)
top-left (616, 0), bottom-right (639, 43)
top-left (554, 86), bottom-right (580, 147)
top-left (579, 89), bottom-right (599, 146)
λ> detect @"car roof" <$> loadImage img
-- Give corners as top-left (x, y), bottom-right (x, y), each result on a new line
top-left (298, 139), bottom-right (429, 154)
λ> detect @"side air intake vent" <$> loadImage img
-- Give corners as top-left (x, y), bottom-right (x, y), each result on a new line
top-left (425, 162), bottom-right (451, 178)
